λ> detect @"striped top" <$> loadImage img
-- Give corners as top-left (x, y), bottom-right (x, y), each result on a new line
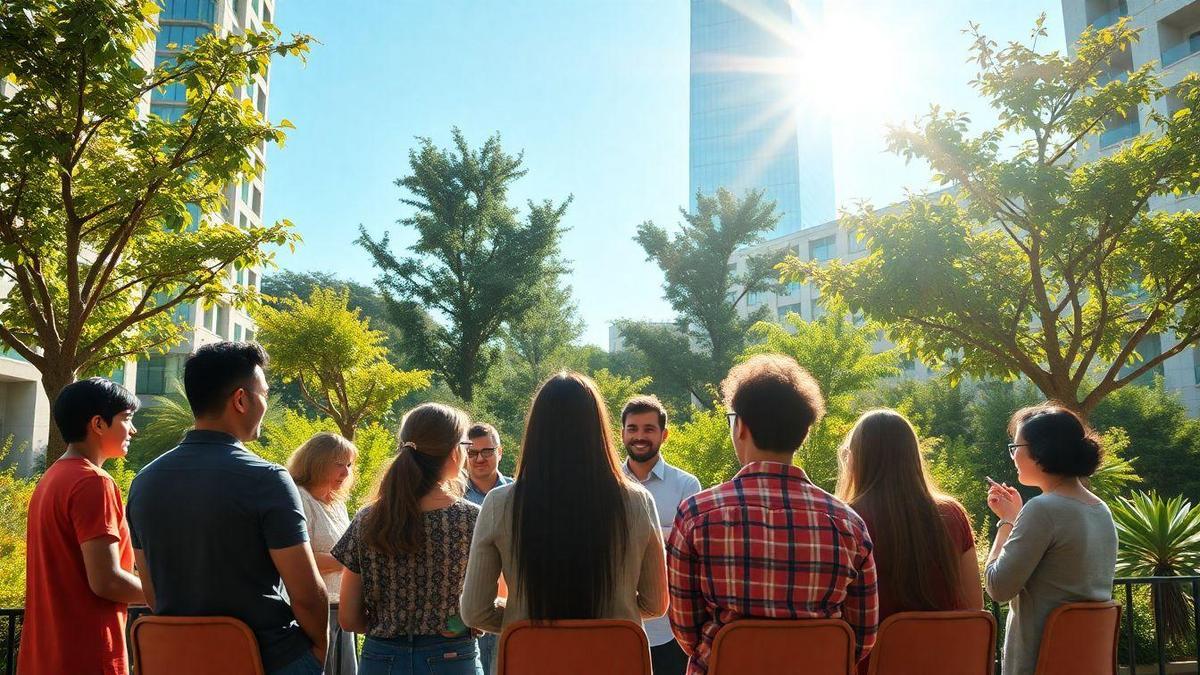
top-left (666, 461), bottom-right (879, 675)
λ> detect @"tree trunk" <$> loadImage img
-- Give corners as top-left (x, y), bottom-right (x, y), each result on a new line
top-left (40, 363), bottom-right (79, 465)
top-left (336, 417), bottom-right (357, 442)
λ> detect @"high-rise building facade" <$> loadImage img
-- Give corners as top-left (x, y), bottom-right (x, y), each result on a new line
top-left (689, 0), bottom-right (834, 237)
top-left (136, 0), bottom-right (273, 398)
top-left (1061, 0), bottom-right (1200, 416)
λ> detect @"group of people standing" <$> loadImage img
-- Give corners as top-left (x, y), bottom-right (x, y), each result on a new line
top-left (18, 340), bottom-right (1118, 675)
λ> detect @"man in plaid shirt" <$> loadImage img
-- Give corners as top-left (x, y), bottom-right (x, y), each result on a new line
top-left (666, 354), bottom-right (879, 674)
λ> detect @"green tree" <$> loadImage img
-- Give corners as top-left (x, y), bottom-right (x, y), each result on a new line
top-left (741, 310), bottom-right (899, 489)
top-left (661, 405), bottom-right (740, 489)
top-left (261, 270), bottom-right (411, 365)
top-left (591, 368), bottom-right (653, 437)
top-left (254, 288), bottom-right (431, 441)
top-left (1090, 380), bottom-right (1200, 502)
top-left (358, 129), bottom-right (570, 403)
top-left (782, 17), bottom-right (1200, 418)
top-left (0, 0), bottom-right (309, 461)
top-left (504, 277), bottom-right (584, 375)
top-left (619, 188), bottom-right (782, 407)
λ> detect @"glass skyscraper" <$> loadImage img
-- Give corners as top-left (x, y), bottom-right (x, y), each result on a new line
top-left (689, 0), bottom-right (834, 236)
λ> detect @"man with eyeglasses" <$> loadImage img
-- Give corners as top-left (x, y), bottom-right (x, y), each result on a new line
top-left (462, 422), bottom-right (511, 674)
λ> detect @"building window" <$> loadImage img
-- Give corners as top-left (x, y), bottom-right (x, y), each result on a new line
top-left (747, 290), bottom-right (765, 307)
top-left (135, 355), bottom-right (179, 396)
top-left (256, 88), bottom-right (267, 115)
top-left (248, 270), bottom-right (258, 290)
top-left (1124, 334), bottom-right (1164, 386)
top-left (1193, 346), bottom-right (1200, 385)
top-left (236, 266), bottom-right (246, 285)
top-left (784, 281), bottom-right (800, 296)
top-left (809, 235), bottom-right (836, 262)
top-left (241, 180), bottom-right (251, 205)
top-left (245, 329), bottom-right (256, 343)
top-left (234, 324), bottom-right (243, 341)
top-left (161, 0), bottom-right (216, 23)
top-left (202, 305), bottom-right (215, 332)
top-left (216, 304), bottom-right (230, 338)
top-left (252, 186), bottom-right (262, 216)
top-left (848, 228), bottom-right (867, 253)
top-left (1100, 109), bottom-right (1140, 146)
top-left (777, 303), bottom-right (801, 319)
top-left (810, 296), bottom-right (827, 320)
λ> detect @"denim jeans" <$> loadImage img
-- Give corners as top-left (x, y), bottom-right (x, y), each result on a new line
top-left (476, 633), bottom-right (497, 675)
top-left (269, 650), bottom-right (324, 675)
top-left (359, 635), bottom-right (482, 675)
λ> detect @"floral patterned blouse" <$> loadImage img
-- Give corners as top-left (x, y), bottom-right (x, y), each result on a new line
top-left (331, 500), bottom-right (479, 638)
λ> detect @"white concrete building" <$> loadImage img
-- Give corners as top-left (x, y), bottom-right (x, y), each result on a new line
top-left (1062, 0), bottom-right (1200, 415)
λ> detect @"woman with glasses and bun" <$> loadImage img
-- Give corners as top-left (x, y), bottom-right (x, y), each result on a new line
top-left (985, 403), bottom-right (1118, 675)
top-left (459, 372), bottom-right (668, 653)
top-left (332, 403), bottom-right (483, 675)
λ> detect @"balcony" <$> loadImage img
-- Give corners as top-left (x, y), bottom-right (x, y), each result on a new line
top-left (1088, 1), bottom-right (1128, 30)
top-left (1161, 33), bottom-right (1200, 67)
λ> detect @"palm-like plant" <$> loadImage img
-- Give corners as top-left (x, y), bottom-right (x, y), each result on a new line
top-left (1111, 491), bottom-right (1200, 642)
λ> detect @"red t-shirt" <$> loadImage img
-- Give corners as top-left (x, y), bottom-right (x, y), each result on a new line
top-left (857, 498), bottom-right (974, 675)
top-left (19, 458), bottom-right (134, 675)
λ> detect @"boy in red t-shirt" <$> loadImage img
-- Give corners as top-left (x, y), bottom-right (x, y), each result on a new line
top-left (19, 377), bottom-right (145, 675)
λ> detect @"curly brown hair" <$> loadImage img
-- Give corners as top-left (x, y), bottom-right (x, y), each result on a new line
top-left (722, 354), bottom-right (825, 453)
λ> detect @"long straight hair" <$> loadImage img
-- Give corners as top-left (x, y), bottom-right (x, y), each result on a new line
top-left (836, 408), bottom-right (966, 611)
top-left (513, 371), bottom-right (631, 620)
top-left (363, 402), bottom-right (469, 556)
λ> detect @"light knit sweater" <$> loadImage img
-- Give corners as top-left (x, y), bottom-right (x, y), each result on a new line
top-left (459, 481), bottom-right (669, 634)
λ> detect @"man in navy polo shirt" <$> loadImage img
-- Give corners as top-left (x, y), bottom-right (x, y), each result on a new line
top-left (128, 342), bottom-right (329, 675)
top-left (462, 422), bottom-right (512, 673)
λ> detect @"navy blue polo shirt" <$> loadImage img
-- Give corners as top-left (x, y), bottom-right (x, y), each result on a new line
top-left (128, 430), bottom-right (311, 671)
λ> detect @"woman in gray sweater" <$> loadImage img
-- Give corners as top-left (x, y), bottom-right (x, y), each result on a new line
top-left (985, 403), bottom-right (1118, 675)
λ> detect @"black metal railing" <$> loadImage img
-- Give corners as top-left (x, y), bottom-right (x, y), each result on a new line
top-left (987, 575), bottom-right (1200, 675)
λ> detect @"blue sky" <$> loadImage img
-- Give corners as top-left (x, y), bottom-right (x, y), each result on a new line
top-left (263, 0), bottom-right (1065, 348)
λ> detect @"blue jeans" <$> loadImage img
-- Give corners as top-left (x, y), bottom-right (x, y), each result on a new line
top-left (359, 635), bottom-right (482, 675)
top-left (477, 633), bottom-right (497, 675)
top-left (269, 651), bottom-right (324, 675)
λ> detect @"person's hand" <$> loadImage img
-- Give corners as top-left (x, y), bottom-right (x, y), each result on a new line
top-left (987, 482), bottom-right (1023, 523)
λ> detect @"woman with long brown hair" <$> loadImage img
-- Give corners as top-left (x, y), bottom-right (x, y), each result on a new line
top-left (332, 403), bottom-right (482, 675)
top-left (460, 372), bottom-right (668, 639)
top-left (836, 408), bottom-right (982, 670)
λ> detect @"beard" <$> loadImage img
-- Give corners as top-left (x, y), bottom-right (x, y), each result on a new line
top-left (625, 441), bottom-right (661, 464)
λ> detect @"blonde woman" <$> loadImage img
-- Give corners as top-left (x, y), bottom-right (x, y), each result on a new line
top-left (289, 432), bottom-right (358, 675)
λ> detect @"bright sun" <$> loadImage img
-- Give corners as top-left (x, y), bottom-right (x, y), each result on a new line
top-left (789, 1), bottom-right (910, 124)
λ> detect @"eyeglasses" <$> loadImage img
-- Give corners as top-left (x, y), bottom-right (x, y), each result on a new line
top-left (1007, 443), bottom-right (1029, 458)
top-left (467, 447), bottom-right (497, 460)
top-left (726, 412), bottom-right (738, 428)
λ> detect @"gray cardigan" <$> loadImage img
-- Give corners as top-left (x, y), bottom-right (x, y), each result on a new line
top-left (985, 493), bottom-right (1118, 675)
top-left (459, 481), bottom-right (669, 634)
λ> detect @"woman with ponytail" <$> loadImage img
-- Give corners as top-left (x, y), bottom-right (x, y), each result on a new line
top-left (332, 403), bottom-right (482, 675)
top-left (984, 403), bottom-right (1118, 675)
top-left (459, 372), bottom-right (668, 643)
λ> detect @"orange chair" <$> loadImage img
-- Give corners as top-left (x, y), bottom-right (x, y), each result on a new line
top-left (866, 610), bottom-right (997, 675)
top-left (497, 619), bottom-right (651, 675)
top-left (708, 619), bottom-right (856, 675)
top-left (130, 615), bottom-right (264, 675)
top-left (1033, 600), bottom-right (1121, 675)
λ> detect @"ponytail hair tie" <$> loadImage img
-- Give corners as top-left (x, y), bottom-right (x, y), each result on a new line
top-left (400, 441), bottom-right (417, 452)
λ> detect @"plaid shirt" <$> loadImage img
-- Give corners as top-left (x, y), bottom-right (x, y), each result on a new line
top-left (666, 461), bottom-right (878, 674)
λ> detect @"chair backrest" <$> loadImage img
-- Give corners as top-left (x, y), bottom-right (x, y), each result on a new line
top-left (130, 615), bottom-right (265, 675)
top-left (866, 610), bottom-right (997, 675)
top-left (497, 619), bottom-right (650, 675)
top-left (1033, 600), bottom-right (1121, 675)
top-left (708, 619), bottom-right (856, 675)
